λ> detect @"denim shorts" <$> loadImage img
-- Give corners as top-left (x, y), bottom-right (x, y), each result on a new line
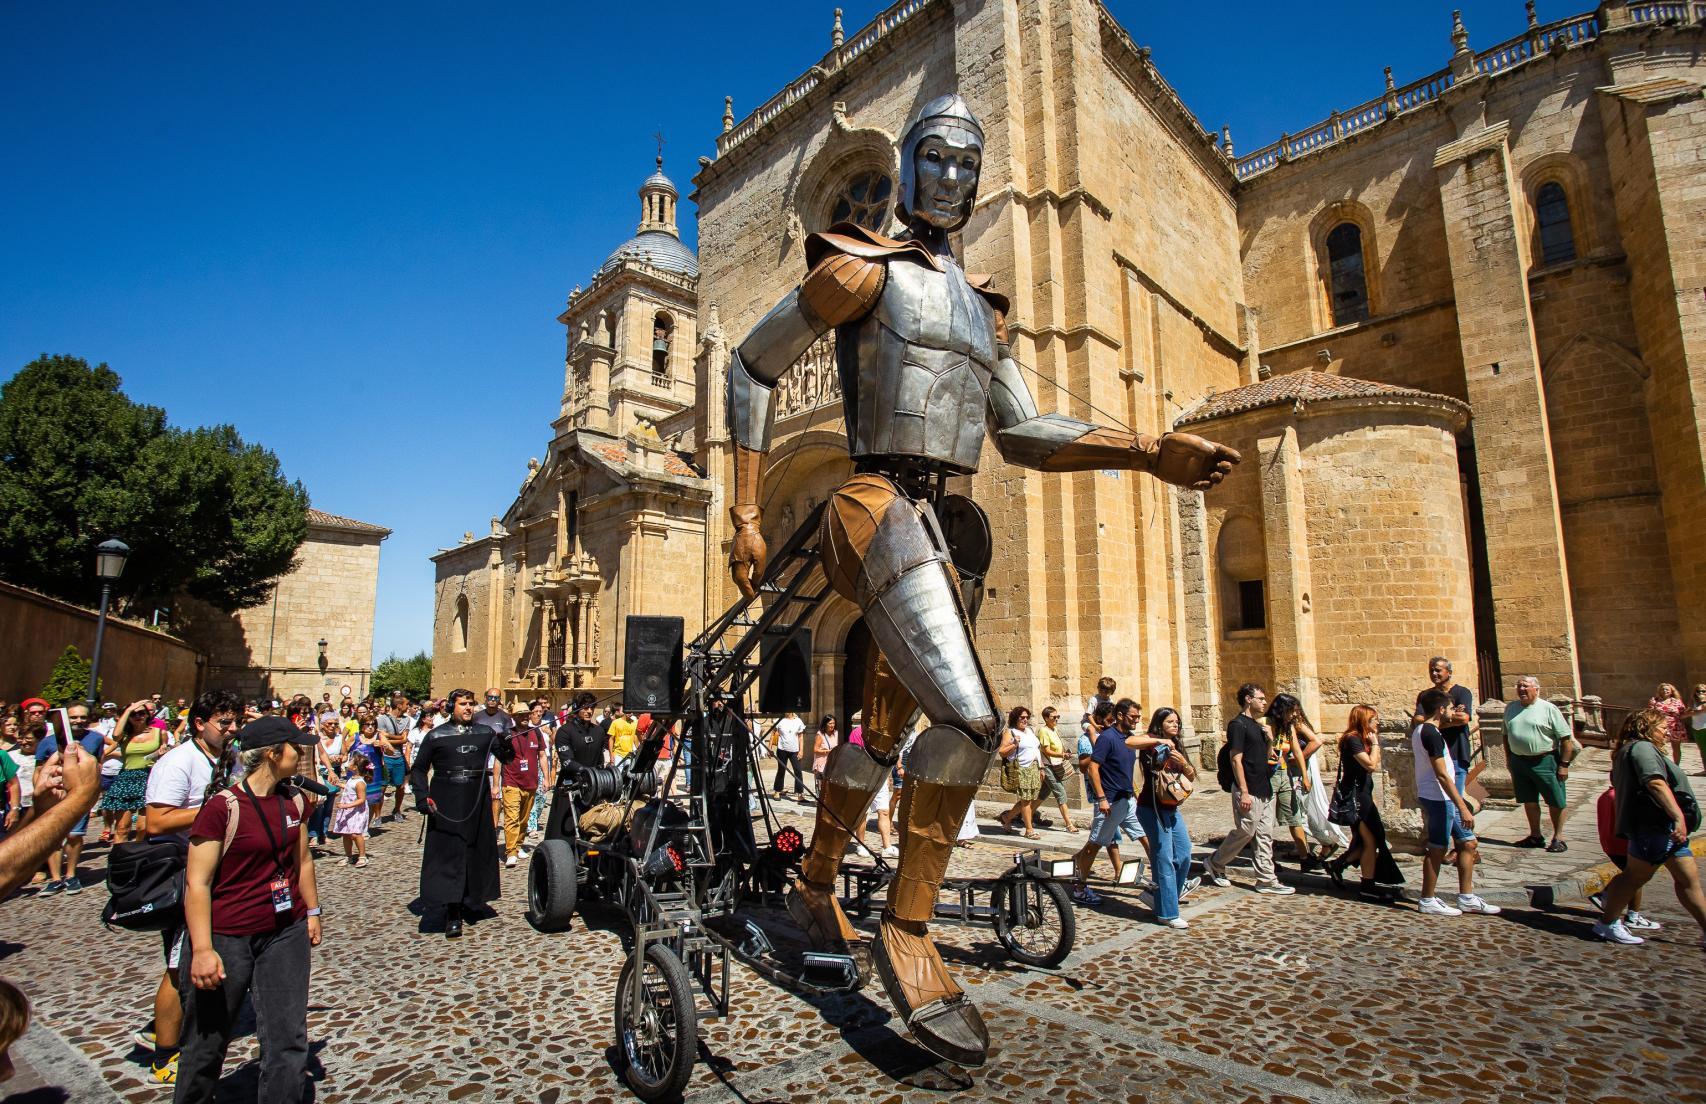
top-left (1420, 797), bottom-right (1474, 849)
top-left (1087, 795), bottom-right (1144, 845)
top-left (1626, 830), bottom-right (1689, 865)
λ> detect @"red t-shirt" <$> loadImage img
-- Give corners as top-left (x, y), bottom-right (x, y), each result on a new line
top-left (501, 727), bottom-right (545, 791)
top-left (190, 788), bottom-right (307, 935)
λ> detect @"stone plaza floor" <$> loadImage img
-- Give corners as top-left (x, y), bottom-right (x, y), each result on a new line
top-left (4, 788), bottom-right (1705, 1104)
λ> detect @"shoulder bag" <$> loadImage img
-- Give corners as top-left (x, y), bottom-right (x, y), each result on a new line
top-left (1326, 756), bottom-right (1362, 827)
top-left (1153, 743), bottom-right (1193, 807)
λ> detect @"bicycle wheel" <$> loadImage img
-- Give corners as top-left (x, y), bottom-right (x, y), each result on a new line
top-left (612, 941), bottom-right (697, 1101)
top-left (990, 874), bottom-right (1075, 968)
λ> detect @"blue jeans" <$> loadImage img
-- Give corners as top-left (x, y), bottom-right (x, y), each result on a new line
top-left (1135, 803), bottom-right (1192, 921)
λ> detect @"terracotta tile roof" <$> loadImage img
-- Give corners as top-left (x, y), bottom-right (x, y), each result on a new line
top-left (305, 508), bottom-right (391, 537)
top-left (1176, 371), bottom-right (1468, 426)
top-left (664, 453), bottom-right (699, 477)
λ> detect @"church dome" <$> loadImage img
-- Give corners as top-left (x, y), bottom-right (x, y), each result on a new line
top-left (597, 153), bottom-right (696, 278)
top-left (599, 230), bottom-right (699, 277)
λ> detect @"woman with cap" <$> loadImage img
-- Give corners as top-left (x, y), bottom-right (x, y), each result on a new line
top-left (175, 715), bottom-right (321, 1104)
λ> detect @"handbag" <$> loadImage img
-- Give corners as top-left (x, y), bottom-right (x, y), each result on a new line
top-left (1326, 760), bottom-right (1362, 827)
top-left (999, 760), bottom-right (1020, 794)
top-left (103, 836), bottom-right (188, 932)
top-left (1152, 745), bottom-right (1192, 807)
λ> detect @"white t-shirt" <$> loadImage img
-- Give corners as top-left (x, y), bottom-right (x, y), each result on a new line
top-left (776, 716), bottom-right (805, 754)
top-left (143, 739), bottom-right (220, 841)
top-left (8, 749), bottom-right (35, 806)
top-left (1690, 707), bottom-right (1706, 732)
top-left (1410, 722), bottom-right (1455, 803)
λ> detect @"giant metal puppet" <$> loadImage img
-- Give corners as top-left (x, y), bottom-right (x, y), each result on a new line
top-left (725, 95), bottom-right (1240, 1066)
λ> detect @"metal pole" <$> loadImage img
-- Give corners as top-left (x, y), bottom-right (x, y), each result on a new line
top-left (87, 580), bottom-right (112, 706)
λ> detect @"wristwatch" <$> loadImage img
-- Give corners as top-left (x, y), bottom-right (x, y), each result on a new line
top-left (306, 906), bottom-right (323, 917)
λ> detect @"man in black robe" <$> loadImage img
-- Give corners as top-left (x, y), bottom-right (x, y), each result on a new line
top-left (410, 688), bottom-right (514, 938)
top-left (543, 693), bottom-right (610, 844)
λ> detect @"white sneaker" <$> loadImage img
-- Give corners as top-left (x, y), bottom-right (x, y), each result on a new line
top-left (1623, 911), bottom-right (1662, 932)
top-left (1593, 919), bottom-right (1644, 945)
top-left (1418, 896), bottom-right (1463, 916)
top-left (1162, 917), bottom-right (1189, 929)
top-left (505, 854), bottom-right (518, 868)
top-left (1254, 882), bottom-right (1295, 896)
top-left (1179, 876), bottom-right (1202, 901)
top-left (1207, 870), bottom-right (1232, 888)
top-left (516, 848), bottom-right (531, 862)
top-left (1588, 892), bottom-right (1605, 911)
top-left (880, 844), bottom-right (899, 858)
top-left (1456, 894), bottom-right (1502, 915)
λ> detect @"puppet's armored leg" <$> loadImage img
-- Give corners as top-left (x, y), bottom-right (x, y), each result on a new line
top-left (791, 643), bottom-right (917, 953)
top-left (806, 473), bottom-right (1000, 1067)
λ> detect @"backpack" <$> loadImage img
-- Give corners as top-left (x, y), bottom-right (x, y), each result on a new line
top-left (102, 786), bottom-right (306, 933)
top-left (1216, 741), bottom-right (1234, 791)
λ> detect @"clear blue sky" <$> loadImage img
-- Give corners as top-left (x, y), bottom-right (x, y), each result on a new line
top-left (0, 0), bottom-right (1581, 665)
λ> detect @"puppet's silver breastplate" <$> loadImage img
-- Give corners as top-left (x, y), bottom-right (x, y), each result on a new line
top-left (842, 256), bottom-right (997, 474)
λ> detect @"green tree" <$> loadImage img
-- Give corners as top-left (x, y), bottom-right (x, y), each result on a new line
top-left (0, 355), bottom-right (309, 612)
top-left (371, 652), bottom-right (432, 701)
top-left (40, 644), bottom-right (96, 705)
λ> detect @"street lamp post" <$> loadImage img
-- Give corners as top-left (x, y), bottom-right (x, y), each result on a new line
top-left (87, 538), bottom-right (130, 707)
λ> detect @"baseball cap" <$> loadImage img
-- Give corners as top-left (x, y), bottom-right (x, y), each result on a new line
top-left (237, 716), bottom-right (316, 749)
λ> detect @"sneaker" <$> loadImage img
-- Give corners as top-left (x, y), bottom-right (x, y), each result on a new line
top-left (1254, 882), bottom-right (1295, 896)
top-left (1418, 896), bottom-right (1464, 916)
top-left (149, 1054), bottom-right (178, 1085)
top-left (880, 844), bottom-right (899, 858)
top-left (1624, 911), bottom-right (1662, 932)
top-left (1588, 892), bottom-right (1605, 911)
top-left (516, 847), bottom-right (531, 862)
top-left (1162, 917), bottom-right (1189, 929)
top-left (132, 1029), bottom-right (156, 1051)
top-left (1070, 887), bottom-right (1103, 906)
top-left (1178, 876), bottom-right (1202, 901)
top-left (62, 876), bottom-right (84, 894)
top-left (36, 880), bottom-right (64, 897)
top-left (505, 854), bottom-right (518, 868)
top-left (1456, 893), bottom-right (1502, 915)
top-left (1593, 919), bottom-right (1644, 945)
top-left (1206, 869), bottom-right (1232, 888)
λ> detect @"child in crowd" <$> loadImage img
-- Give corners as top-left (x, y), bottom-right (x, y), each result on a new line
top-left (335, 757), bottom-right (371, 867)
top-left (1593, 773), bottom-right (1660, 932)
top-left (356, 718), bottom-right (385, 826)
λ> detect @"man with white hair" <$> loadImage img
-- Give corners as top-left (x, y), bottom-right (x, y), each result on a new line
top-left (1503, 675), bottom-right (1576, 851)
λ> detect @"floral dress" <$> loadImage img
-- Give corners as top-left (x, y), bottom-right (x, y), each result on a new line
top-left (1650, 696), bottom-right (1687, 747)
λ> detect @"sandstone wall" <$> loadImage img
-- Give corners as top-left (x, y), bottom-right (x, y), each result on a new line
top-left (0, 581), bottom-right (202, 704)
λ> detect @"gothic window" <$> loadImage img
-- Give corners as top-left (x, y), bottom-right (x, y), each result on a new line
top-left (652, 312), bottom-right (673, 381)
top-left (1325, 222), bottom-right (1370, 326)
top-left (1535, 181), bottom-right (1577, 266)
top-left (830, 169), bottom-right (894, 232)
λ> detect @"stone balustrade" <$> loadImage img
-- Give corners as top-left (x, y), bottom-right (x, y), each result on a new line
top-left (1232, 4), bottom-right (1701, 182)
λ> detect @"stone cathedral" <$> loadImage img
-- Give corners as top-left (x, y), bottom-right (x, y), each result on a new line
top-left (434, 0), bottom-right (1706, 756)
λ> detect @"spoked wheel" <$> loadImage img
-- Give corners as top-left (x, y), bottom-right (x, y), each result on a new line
top-left (527, 839), bottom-right (578, 932)
top-left (613, 941), bottom-right (697, 1102)
top-left (990, 875), bottom-right (1075, 968)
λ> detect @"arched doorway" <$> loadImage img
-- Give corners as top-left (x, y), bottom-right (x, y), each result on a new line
top-left (840, 618), bottom-right (870, 731)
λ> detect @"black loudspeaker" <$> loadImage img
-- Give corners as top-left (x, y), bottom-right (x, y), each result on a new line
top-left (759, 629), bottom-right (813, 714)
top-left (624, 616), bottom-right (683, 713)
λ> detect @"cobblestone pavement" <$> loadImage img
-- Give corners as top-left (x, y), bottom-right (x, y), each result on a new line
top-left (5, 794), bottom-right (1705, 1103)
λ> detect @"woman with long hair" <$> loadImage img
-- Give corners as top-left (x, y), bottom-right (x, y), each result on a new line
top-left (1135, 707), bottom-right (1198, 928)
top-left (1325, 705), bottom-right (1404, 900)
top-left (811, 715), bottom-right (839, 798)
top-left (996, 705), bottom-right (1044, 839)
top-left (1649, 683), bottom-right (1689, 766)
top-left (1593, 709), bottom-right (1706, 946)
top-left (1265, 694), bottom-right (1336, 872)
top-left (176, 717), bottom-right (321, 1103)
top-left (102, 700), bottom-right (163, 844)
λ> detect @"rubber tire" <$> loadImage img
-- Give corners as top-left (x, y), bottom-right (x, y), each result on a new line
top-left (991, 875), bottom-right (1075, 968)
top-left (528, 838), bottom-right (578, 932)
top-left (613, 942), bottom-right (697, 1103)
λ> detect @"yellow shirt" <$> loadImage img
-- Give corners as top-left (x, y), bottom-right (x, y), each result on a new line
top-left (608, 716), bottom-right (639, 760)
top-left (1038, 725), bottom-right (1065, 762)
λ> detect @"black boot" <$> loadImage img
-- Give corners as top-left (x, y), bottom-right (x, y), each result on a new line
top-left (445, 904), bottom-right (463, 939)
top-left (1325, 858), bottom-right (1347, 890)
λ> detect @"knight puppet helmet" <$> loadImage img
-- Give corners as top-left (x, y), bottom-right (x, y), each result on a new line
top-left (896, 94), bottom-right (984, 233)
